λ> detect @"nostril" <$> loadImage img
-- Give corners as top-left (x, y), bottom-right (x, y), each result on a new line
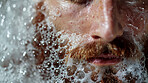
top-left (92, 35), bottom-right (101, 39)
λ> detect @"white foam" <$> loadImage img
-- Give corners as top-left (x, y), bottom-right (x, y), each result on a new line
top-left (0, 0), bottom-right (148, 83)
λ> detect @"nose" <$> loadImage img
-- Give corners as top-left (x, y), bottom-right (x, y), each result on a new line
top-left (90, 0), bottom-right (123, 42)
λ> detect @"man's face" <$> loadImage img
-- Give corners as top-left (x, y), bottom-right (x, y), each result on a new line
top-left (35, 0), bottom-right (148, 82)
top-left (45, 0), bottom-right (148, 64)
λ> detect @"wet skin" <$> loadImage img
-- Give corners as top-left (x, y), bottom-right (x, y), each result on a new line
top-left (43, 0), bottom-right (148, 66)
top-left (31, 0), bottom-right (148, 82)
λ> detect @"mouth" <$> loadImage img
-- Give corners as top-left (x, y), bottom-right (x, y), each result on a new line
top-left (69, 38), bottom-right (136, 66)
top-left (87, 53), bottom-right (122, 66)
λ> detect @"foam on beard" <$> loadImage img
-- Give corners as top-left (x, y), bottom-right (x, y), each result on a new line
top-left (58, 27), bottom-right (148, 82)
top-left (115, 58), bottom-right (148, 82)
top-left (114, 41), bottom-right (148, 82)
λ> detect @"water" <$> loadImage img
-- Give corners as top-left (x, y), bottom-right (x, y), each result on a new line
top-left (0, 0), bottom-right (43, 82)
top-left (0, 0), bottom-right (148, 83)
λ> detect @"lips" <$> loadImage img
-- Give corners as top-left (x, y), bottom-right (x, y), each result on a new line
top-left (69, 38), bottom-right (135, 66)
top-left (87, 53), bottom-right (122, 66)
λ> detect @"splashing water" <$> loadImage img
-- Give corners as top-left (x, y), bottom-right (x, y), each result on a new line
top-left (0, 0), bottom-right (43, 83)
top-left (0, 0), bottom-right (148, 83)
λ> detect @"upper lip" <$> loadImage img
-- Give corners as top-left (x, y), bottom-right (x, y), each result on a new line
top-left (69, 39), bottom-right (129, 63)
top-left (85, 43), bottom-right (123, 63)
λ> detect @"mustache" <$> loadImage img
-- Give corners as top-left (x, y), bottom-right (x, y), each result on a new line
top-left (69, 37), bottom-right (137, 60)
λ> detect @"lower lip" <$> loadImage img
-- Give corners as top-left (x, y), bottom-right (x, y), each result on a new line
top-left (91, 58), bottom-right (121, 66)
top-left (88, 55), bottom-right (122, 66)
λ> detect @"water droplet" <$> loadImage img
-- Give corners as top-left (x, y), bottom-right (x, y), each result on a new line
top-left (12, 36), bottom-right (16, 40)
top-left (76, 71), bottom-right (85, 79)
top-left (53, 60), bottom-right (59, 68)
top-left (3, 46), bottom-right (7, 51)
top-left (128, 24), bottom-right (139, 30)
top-left (54, 69), bottom-right (60, 76)
top-left (143, 2), bottom-right (145, 4)
top-left (20, 68), bottom-right (27, 75)
top-left (23, 52), bottom-right (27, 56)
top-left (7, 6), bottom-right (11, 12)
top-left (24, 22), bottom-right (27, 25)
top-left (33, 38), bottom-right (37, 42)
top-left (1, 15), bottom-right (5, 26)
top-left (7, 31), bottom-right (11, 38)
top-left (12, 4), bottom-right (16, 8)
top-left (0, 2), bottom-right (2, 8)
top-left (23, 8), bottom-right (26, 11)
top-left (1, 56), bottom-right (5, 62)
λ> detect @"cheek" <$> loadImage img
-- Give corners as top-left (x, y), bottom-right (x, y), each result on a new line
top-left (55, 16), bottom-right (91, 34)
top-left (119, 9), bottom-right (146, 36)
top-left (52, 5), bottom-right (92, 34)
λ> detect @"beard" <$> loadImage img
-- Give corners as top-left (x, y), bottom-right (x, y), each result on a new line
top-left (58, 31), bottom-right (147, 82)
top-left (32, 22), bottom-right (147, 82)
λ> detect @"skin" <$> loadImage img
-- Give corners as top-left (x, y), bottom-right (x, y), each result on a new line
top-left (42, 0), bottom-right (148, 65)
top-left (45, 0), bottom-right (148, 42)
top-left (32, 0), bottom-right (148, 82)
